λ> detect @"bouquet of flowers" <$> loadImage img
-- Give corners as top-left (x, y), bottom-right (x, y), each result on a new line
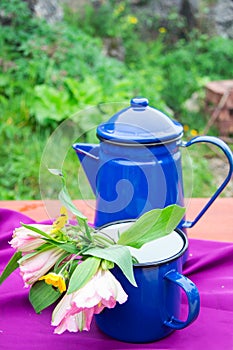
top-left (0, 169), bottom-right (185, 334)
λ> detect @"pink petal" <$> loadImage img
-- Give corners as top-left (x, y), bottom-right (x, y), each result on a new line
top-left (20, 248), bottom-right (63, 285)
top-left (52, 268), bottom-right (128, 334)
top-left (52, 293), bottom-right (73, 326)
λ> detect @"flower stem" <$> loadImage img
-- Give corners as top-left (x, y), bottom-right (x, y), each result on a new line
top-left (92, 233), bottom-right (115, 247)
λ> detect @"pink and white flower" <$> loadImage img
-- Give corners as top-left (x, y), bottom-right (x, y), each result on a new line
top-left (52, 268), bottom-right (128, 334)
top-left (9, 224), bottom-right (53, 252)
top-left (19, 247), bottom-right (64, 286)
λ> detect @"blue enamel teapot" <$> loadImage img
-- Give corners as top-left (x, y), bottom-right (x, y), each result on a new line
top-left (73, 97), bottom-right (233, 229)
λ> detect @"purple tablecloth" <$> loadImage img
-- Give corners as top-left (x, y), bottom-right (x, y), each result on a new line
top-left (0, 208), bottom-right (233, 350)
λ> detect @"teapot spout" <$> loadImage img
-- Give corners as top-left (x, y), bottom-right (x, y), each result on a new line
top-left (72, 143), bottom-right (99, 194)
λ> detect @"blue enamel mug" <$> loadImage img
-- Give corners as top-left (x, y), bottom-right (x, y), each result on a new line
top-left (95, 222), bottom-right (200, 343)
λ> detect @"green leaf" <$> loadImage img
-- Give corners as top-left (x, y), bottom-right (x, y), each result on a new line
top-left (41, 239), bottom-right (79, 254)
top-left (59, 188), bottom-right (87, 220)
top-left (29, 280), bottom-right (61, 313)
top-left (82, 219), bottom-right (93, 242)
top-left (0, 251), bottom-right (22, 285)
top-left (18, 251), bottom-right (40, 264)
top-left (162, 205), bottom-right (186, 233)
top-left (20, 223), bottom-right (79, 254)
top-left (21, 223), bottom-right (54, 240)
top-left (48, 168), bottom-right (63, 176)
top-left (84, 245), bottom-right (137, 287)
top-left (54, 251), bottom-right (71, 273)
top-left (117, 205), bottom-right (185, 249)
top-left (67, 257), bottom-right (101, 294)
top-left (48, 168), bottom-right (89, 226)
top-left (59, 187), bottom-right (87, 220)
top-left (52, 242), bottom-right (79, 254)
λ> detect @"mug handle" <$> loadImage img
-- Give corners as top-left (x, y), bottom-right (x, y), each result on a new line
top-left (181, 135), bottom-right (233, 228)
top-left (163, 270), bottom-right (200, 330)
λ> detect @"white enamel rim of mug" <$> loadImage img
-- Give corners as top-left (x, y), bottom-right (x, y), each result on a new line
top-left (100, 221), bottom-right (188, 267)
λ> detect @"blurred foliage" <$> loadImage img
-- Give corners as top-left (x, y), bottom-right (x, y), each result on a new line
top-left (0, 0), bottom-right (233, 199)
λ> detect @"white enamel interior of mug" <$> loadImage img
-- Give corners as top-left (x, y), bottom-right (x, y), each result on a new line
top-left (101, 222), bottom-right (184, 264)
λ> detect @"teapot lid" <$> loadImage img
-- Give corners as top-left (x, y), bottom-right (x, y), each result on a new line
top-left (97, 97), bottom-right (183, 144)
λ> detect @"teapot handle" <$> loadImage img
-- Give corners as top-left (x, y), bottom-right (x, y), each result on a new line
top-left (181, 135), bottom-right (233, 228)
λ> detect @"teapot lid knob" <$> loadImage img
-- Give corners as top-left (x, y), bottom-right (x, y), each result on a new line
top-left (130, 97), bottom-right (149, 108)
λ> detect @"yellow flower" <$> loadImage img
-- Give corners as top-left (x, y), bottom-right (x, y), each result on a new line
top-left (183, 124), bottom-right (189, 132)
top-left (51, 206), bottom-right (68, 233)
top-left (190, 129), bottom-right (198, 136)
top-left (114, 3), bottom-right (125, 16)
top-left (39, 272), bottom-right (66, 293)
top-left (127, 15), bottom-right (138, 24)
top-left (159, 27), bottom-right (167, 34)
